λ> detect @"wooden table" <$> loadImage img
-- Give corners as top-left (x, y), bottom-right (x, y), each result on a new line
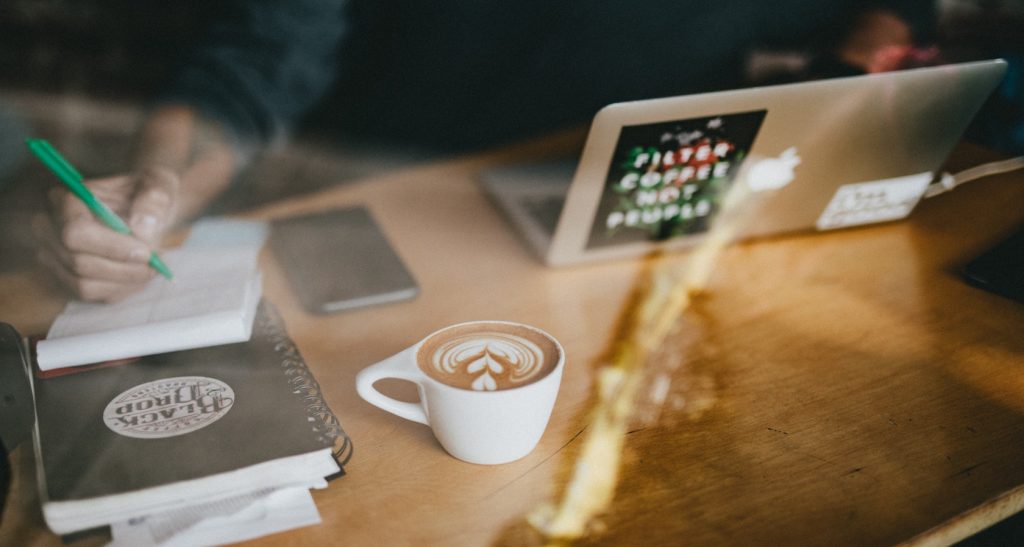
top-left (1, 140), bottom-right (1023, 546)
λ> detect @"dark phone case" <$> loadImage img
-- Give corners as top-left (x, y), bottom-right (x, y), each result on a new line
top-left (269, 207), bottom-right (419, 314)
top-left (962, 224), bottom-right (1024, 303)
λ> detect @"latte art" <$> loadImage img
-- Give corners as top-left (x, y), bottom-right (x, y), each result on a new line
top-left (431, 333), bottom-right (546, 391)
top-left (417, 322), bottom-right (560, 392)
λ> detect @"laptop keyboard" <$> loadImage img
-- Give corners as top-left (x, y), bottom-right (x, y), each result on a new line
top-left (520, 195), bottom-right (565, 235)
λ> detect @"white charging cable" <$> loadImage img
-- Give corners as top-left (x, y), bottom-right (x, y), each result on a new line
top-left (924, 155), bottom-right (1024, 198)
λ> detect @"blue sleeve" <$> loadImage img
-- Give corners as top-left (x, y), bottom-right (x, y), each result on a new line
top-left (159, 0), bottom-right (347, 151)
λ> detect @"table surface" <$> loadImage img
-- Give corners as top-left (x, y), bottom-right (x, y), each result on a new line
top-left (1, 139), bottom-right (1023, 546)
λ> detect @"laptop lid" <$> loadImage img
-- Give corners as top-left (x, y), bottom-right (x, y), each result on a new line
top-left (537, 59), bottom-right (1006, 266)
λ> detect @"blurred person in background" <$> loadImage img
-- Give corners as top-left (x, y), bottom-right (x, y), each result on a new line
top-left (34, 0), bottom-right (940, 302)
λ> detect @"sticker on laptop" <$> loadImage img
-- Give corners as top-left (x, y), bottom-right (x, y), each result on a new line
top-left (103, 376), bottom-right (235, 439)
top-left (586, 110), bottom-right (767, 249)
top-left (816, 172), bottom-right (933, 231)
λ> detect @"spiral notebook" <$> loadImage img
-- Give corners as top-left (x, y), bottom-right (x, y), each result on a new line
top-left (27, 300), bottom-right (352, 535)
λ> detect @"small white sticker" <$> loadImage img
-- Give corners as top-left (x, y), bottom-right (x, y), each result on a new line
top-left (816, 172), bottom-right (932, 231)
top-left (103, 376), bottom-right (235, 439)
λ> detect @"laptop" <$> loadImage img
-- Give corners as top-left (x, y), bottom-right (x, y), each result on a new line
top-left (479, 59), bottom-right (1007, 266)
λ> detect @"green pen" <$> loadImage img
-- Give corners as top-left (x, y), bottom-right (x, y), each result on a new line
top-left (25, 139), bottom-right (174, 280)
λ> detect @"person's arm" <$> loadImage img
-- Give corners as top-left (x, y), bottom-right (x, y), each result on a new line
top-left (160, 0), bottom-right (347, 151)
top-left (32, 106), bottom-right (237, 302)
top-left (132, 105), bottom-right (238, 227)
top-left (34, 0), bottom-right (346, 302)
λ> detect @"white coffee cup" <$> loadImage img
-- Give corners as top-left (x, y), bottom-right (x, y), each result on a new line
top-left (355, 320), bottom-right (564, 465)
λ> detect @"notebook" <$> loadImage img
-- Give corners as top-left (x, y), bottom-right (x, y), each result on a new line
top-left (479, 59), bottom-right (1007, 266)
top-left (25, 300), bottom-right (351, 535)
top-left (35, 218), bottom-right (267, 370)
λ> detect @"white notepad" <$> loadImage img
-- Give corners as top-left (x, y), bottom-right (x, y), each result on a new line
top-left (35, 219), bottom-right (268, 371)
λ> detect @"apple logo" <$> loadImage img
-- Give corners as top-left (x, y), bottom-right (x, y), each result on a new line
top-left (746, 147), bottom-right (801, 192)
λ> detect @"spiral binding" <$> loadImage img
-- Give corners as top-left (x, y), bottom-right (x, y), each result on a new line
top-left (257, 301), bottom-right (353, 467)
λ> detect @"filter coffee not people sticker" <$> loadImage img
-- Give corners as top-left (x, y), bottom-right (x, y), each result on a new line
top-left (586, 110), bottom-right (767, 249)
top-left (816, 172), bottom-right (933, 231)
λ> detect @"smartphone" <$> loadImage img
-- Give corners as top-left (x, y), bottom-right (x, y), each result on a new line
top-left (962, 224), bottom-right (1024, 304)
top-left (269, 206), bottom-right (419, 314)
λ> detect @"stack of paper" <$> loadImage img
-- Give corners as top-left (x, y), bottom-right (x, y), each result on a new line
top-left (108, 485), bottom-right (325, 546)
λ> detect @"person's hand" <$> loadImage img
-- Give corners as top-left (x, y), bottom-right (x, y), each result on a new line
top-left (862, 44), bottom-right (942, 73)
top-left (838, 9), bottom-right (914, 70)
top-left (838, 9), bottom-right (942, 74)
top-left (33, 167), bottom-right (180, 302)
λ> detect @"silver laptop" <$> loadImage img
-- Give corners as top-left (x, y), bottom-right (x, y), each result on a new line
top-left (479, 59), bottom-right (1007, 266)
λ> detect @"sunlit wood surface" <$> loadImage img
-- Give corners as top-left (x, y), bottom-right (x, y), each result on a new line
top-left (1, 139), bottom-right (1022, 546)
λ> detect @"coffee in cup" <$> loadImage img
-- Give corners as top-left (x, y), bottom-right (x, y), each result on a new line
top-left (417, 322), bottom-right (560, 391)
top-left (356, 320), bottom-right (564, 464)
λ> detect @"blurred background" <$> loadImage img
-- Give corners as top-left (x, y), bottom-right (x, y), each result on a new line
top-left (1, 0), bottom-right (1022, 202)
top-left (2, 0), bottom-right (1022, 182)
top-left (1, 0), bottom-right (1023, 543)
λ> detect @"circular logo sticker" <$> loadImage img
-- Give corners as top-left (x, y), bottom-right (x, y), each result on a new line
top-left (103, 376), bottom-right (235, 439)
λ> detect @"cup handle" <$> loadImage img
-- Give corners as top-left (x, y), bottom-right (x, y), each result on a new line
top-left (355, 349), bottom-right (429, 425)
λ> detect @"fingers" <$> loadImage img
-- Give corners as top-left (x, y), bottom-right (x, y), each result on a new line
top-left (34, 170), bottom-right (177, 302)
top-left (40, 186), bottom-right (154, 265)
top-left (866, 45), bottom-right (943, 73)
top-left (32, 213), bottom-right (155, 302)
top-left (36, 244), bottom-right (153, 303)
top-left (865, 45), bottom-right (914, 73)
top-left (129, 167), bottom-right (180, 246)
top-left (837, 10), bottom-right (913, 71)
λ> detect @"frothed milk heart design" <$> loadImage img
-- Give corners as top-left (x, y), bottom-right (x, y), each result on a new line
top-left (424, 332), bottom-right (547, 391)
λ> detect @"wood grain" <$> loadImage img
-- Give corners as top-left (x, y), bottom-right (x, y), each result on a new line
top-left (1, 141), bottom-right (1022, 546)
